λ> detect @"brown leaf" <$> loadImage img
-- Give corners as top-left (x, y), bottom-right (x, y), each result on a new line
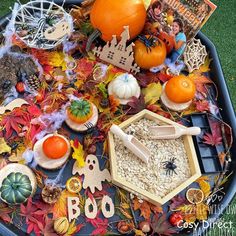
top-left (133, 198), bottom-right (151, 220)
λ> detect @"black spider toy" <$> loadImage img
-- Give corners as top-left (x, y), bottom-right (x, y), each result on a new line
top-left (137, 35), bottom-right (158, 52)
top-left (162, 157), bottom-right (177, 176)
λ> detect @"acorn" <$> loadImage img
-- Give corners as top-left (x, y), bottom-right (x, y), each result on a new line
top-left (54, 217), bottom-right (69, 235)
top-left (139, 221), bottom-right (151, 233)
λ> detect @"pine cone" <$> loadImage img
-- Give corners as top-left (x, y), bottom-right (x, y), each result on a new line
top-left (42, 185), bottom-right (62, 204)
top-left (26, 75), bottom-right (41, 91)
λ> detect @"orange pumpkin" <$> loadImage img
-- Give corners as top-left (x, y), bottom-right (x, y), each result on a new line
top-left (165, 75), bottom-right (196, 103)
top-left (134, 35), bottom-right (167, 69)
top-left (43, 136), bottom-right (68, 159)
top-left (89, 0), bottom-right (146, 42)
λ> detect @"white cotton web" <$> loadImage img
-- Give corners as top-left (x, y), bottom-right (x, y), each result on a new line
top-left (13, 0), bottom-right (73, 50)
top-left (184, 38), bottom-right (207, 73)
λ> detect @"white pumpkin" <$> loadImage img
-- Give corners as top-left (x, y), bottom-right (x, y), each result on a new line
top-left (108, 73), bottom-right (141, 105)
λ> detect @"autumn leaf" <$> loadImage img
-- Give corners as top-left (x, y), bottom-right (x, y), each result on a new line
top-left (169, 195), bottom-right (188, 211)
top-left (38, 216), bottom-right (58, 236)
top-left (157, 72), bottom-right (173, 83)
top-left (0, 138), bottom-right (11, 154)
top-left (218, 152), bottom-right (226, 166)
top-left (143, 0), bottom-right (152, 9)
top-left (195, 100), bottom-right (209, 112)
top-left (198, 56), bottom-right (212, 73)
top-left (109, 95), bottom-right (120, 113)
top-left (87, 217), bottom-right (108, 236)
top-left (188, 74), bottom-right (213, 96)
top-left (142, 82), bottom-right (162, 104)
top-left (196, 176), bottom-right (211, 197)
top-left (126, 95), bottom-right (146, 115)
top-left (0, 202), bottom-right (13, 223)
top-left (70, 139), bottom-right (85, 168)
top-left (151, 214), bottom-right (177, 236)
top-left (203, 132), bottom-right (222, 146)
top-left (136, 72), bottom-right (160, 87)
top-left (0, 108), bottom-right (30, 139)
top-left (146, 104), bottom-right (171, 119)
top-left (65, 219), bottom-right (84, 236)
top-left (196, 203), bottom-right (209, 221)
top-left (133, 198), bottom-right (152, 220)
top-left (97, 83), bottom-right (108, 98)
top-left (52, 190), bottom-right (77, 218)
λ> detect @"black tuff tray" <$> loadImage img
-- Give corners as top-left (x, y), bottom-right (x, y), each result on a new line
top-left (0, 1), bottom-right (236, 236)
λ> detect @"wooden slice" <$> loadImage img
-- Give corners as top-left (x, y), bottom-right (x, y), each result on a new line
top-left (33, 134), bottom-right (71, 170)
top-left (65, 104), bottom-right (98, 132)
top-left (0, 163), bottom-right (37, 203)
top-left (160, 83), bottom-right (192, 112)
top-left (0, 98), bottom-right (28, 115)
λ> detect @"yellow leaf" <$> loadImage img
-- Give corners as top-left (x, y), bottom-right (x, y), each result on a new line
top-left (65, 219), bottom-right (77, 236)
top-left (196, 203), bottom-right (209, 221)
top-left (143, 0), bottom-right (152, 9)
top-left (197, 178), bottom-right (211, 198)
top-left (70, 140), bottom-right (85, 168)
top-left (53, 190), bottom-right (77, 218)
top-left (0, 138), bottom-right (11, 155)
top-left (74, 79), bottom-right (84, 89)
top-left (120, 202), bottom-right (130, 209)
top-left (142, 83), bottom-right (162, 105)
top-left (198, 56), bottom-right (212, 73)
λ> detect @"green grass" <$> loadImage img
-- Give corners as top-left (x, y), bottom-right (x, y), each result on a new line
top-left (0, 1), bottom-right (236, 235)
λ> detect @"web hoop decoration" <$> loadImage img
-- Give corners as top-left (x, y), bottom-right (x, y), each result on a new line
top-left (184, 38), bottom-right (207, 73)
top-left (13, 0), bottom-right (73, 49)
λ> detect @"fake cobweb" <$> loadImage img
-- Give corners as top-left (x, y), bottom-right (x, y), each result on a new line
top-left (184, 38), bottom-right (207, 73)
top-left (13, 0), bottom-right (73, 49)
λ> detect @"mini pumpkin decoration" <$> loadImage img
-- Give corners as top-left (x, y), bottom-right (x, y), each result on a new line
top-left (66, 99), bottom-right (99, 132)
top-left (54, 217), bottom-right (69, 235)
top-left (108, 73), bottom-right (141, 105)
top-left (86, 0), bottom-right (146, 51)
top-left (0, 164), bottom-right (37, 205)
top-left (161, 75), bottom-right (196, 111)
top-left (67, 99), bottom-right (93, 124)
top-left (34, 133), bottom-right (71, 170)
top-left (134, 35), bottom-right (167, 69)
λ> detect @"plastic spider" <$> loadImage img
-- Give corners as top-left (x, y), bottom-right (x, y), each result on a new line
top-left (162, 157), bottom-right (177, 176)
top-left (138, 35), bottom-right (158, 52)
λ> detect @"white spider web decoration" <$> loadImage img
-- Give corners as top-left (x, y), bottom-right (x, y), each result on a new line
top-left (13, 0), bottom-right (73, 50)
top-left (184, 38), bottom-right (207, 73)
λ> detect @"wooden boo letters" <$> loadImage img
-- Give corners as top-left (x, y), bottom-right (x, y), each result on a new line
top-left (68, 195), bottom-right (115, 222)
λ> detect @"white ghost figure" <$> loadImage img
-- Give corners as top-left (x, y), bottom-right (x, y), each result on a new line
top-left (72, 155), bottom-right (111, 193)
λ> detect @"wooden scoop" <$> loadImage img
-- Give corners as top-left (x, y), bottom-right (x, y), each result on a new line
top-left (110, 124), bottom-right (150, 163)
top-left (149, 125), bottom-right (201, 139)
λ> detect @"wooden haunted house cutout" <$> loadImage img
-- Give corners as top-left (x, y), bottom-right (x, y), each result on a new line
top-left (93, 26), bottom-right (140, 74)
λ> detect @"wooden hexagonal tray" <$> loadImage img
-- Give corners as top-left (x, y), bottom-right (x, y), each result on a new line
top-left (108, 109), bottom-right (201, 205)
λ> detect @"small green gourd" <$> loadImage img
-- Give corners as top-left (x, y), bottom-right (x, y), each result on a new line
top-left (0, 172), bottom-right (32, 204)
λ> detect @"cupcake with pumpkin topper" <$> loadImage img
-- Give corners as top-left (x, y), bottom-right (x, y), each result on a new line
top-left (33, 133), bottom-right (71, 170)
top-left (65, 98), bottom-right (98, 132)
top-left (108, 73), bottom-right (141, 105)
top-left (160, 75), bottom-right (196, 111)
